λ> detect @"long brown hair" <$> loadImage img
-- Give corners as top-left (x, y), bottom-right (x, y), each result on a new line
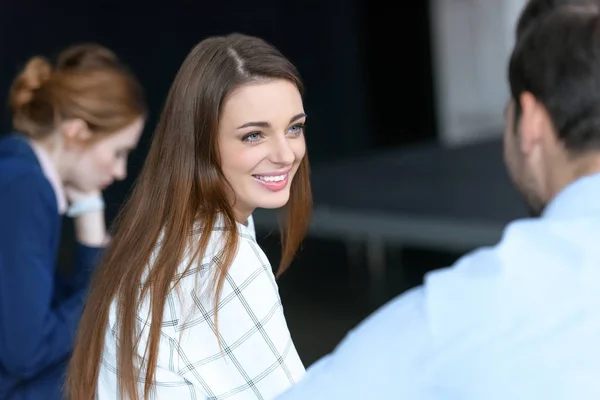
top-left (67, 33), bottom-right (312, 400)
top-left (8, 43), bottom-right (146, 139)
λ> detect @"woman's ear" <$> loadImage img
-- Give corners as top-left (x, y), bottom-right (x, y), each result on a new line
top-left (60, 118), bottom-right (92, 146)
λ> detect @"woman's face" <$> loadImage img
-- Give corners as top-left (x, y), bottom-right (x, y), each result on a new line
top-left (218, 79), bottom-right (307, 222)
top-left (69, 117), bottom-right (144, 192)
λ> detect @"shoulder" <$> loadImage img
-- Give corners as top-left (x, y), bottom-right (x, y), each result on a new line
top-left (153, 219), bottom-right (280, 337)
top-left (0, 158), bottom-right (57, 247)
top-left (425, 217), bottom-right (575, 291)
top-left (0, 162), bottom-right (54, 213)
top-left (340, 286), bottom-right (429, 352)
top-left (0, 135), bottom-right (51, 201)
top-left (422, 217), bottom-right (575, 338)
top-left (278, 287), bottom-right (431, 399)
top-left (195, 218), bottom-right (269, 274)
top-left (165, 219), bottom-right (275, 302)
top-left (206, 223), bottom-right (275, 295)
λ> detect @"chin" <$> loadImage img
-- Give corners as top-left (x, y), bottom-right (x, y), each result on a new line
top-left (254, 191), bottom-right (291, 210)
top-left (514, 180), bottom-right (545, 218)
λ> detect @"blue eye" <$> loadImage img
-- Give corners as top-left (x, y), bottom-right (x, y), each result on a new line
top-left (288, 124), bottom-right (305, 136)
top-left (242, 132), bottom-right (262, 142)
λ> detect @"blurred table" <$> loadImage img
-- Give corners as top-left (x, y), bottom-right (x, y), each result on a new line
top-left (253, 138), bottom-right (528, 302)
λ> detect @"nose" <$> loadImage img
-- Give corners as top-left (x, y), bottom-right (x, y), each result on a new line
top-left (269, 136), bottom-right (295, 166)
top-left (113, 158), bottom-right (127, 181)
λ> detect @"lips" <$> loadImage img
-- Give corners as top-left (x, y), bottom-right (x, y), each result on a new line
top-left (253, 173), bottom-right (287, 182)
top-left (252, 172), bottom-right (290, 192)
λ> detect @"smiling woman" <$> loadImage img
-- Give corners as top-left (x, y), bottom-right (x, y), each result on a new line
top-left (67, 33), bottom-right (312, 400)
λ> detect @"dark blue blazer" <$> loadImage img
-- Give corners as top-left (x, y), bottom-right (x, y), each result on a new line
top-left (0, 134), bottom-right (103, 399)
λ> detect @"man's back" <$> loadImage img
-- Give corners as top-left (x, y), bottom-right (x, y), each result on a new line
top-left (277, 172), bottom-right (600, 400)
top-left (422, 173), bottom-right (600, 398)
top-left (276, 4), bottom-right (600, 398)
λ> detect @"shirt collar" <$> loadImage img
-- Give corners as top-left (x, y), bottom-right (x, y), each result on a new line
top-left (28, 140), bottom-right (67, 215)
top-left (213, 213), bottom-right (256, 240)
top-left (542, 171), bottom-right (600, 219)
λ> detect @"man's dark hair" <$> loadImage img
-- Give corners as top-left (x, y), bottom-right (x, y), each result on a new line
top-left (509, 6), bottom-right (600, 151)
top-left (516, 0), bottom-right (599, 38)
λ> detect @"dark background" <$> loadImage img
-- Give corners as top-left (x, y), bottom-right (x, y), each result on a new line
top-left (1, 0), bottom-right (461, 366)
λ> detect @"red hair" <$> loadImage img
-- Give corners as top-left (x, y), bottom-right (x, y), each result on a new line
top-left (9, 43), bottom-right (146, 139)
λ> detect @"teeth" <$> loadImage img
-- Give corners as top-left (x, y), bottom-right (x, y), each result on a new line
top-left (256, 174), bottom-right (286, 182)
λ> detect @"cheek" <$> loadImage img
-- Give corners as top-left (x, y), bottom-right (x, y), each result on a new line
top-left (503, 131), bottom-right (520, 177)
top-left (222, 149), bottom-right (263, 177)
top-left (292, 137), bottom-right (306, 162)
top-left (505, 147), bottom-right (522, 187)
top-left (81, 146), bottom-right (114, 175)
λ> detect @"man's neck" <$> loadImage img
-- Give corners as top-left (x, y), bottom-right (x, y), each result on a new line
top-left (548, 151), bottom-right (600, 202)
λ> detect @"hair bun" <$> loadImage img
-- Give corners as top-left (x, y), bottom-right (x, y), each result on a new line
top-left (57, 43), bottom-right (121, 71)
top-left (8, 56), bottom-right (52, 112)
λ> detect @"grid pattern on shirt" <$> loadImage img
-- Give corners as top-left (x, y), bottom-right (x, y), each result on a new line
top-left (98, 218), bottom-right (305, 400)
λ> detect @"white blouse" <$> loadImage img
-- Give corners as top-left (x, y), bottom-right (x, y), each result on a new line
top-left (97, 215), bottom-right (305, 400)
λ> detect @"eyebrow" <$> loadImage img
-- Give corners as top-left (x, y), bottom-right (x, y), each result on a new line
top-left (236, 112), bottom-right (307, 129)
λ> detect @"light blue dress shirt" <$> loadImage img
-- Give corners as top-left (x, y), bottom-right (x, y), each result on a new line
top-left (277, 172), bottom-right (600, 400)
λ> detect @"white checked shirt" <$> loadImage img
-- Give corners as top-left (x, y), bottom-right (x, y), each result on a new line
top-left (97, 215), bottom-right (305, 400)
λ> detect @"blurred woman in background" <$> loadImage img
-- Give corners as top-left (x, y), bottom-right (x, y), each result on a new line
top-left (0, 44), bottom-right (146, 400)
top-left (68, 33), bottom-right (311, 400)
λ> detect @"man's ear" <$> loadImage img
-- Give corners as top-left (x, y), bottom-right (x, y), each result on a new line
top-left (60, 119), bottom-right (91, 146)
top-left (518, 92), bottom-right (548, 155)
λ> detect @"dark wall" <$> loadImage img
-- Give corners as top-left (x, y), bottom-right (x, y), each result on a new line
top-left (0, 0), bottom-right (435, 221)
top-left (359, 0), bottom-right (437, 148)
